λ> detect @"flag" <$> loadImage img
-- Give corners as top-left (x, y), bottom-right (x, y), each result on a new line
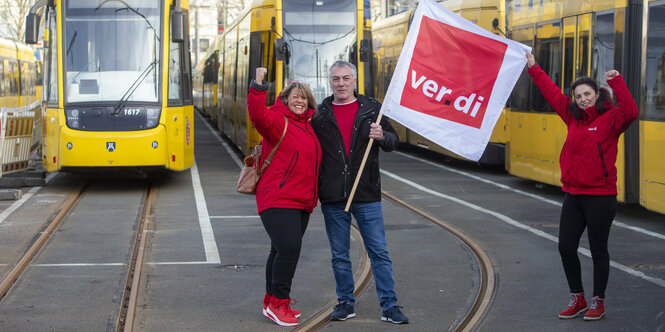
top-left (380, 0), bottom-right (531, 161)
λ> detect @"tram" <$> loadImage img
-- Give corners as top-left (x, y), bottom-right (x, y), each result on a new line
top-left (371, 0), bottom-right (508, 165)
top-left (24, 0), bottom-right (194, 172)
top-left (506, 0), bottom-right (665, 214)
top-left (0, 37), bottom-right (39, 108)
top-left (195, 0), bottom-right (372, 155)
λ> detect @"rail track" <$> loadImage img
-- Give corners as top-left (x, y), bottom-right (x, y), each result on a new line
top-left (296, 190), bottom-right (496, 331)
top-left (0, 181), bottom-right (156, 332)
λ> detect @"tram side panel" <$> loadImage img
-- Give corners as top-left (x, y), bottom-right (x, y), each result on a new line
top-left (371, 1), bottom-right (507, 165)
top-left (506, 2), bottom-right (637, 203)
top-left (164, 105), bottom-right (194, 171)
top-left (642, 2), bottom-right (665, 214)
top-left (372, 12), bottom-right (410, 150)
top-left (218, 3), bottom-right (274, 156)
top-left (221, 26), bottom-right (239, 148)
top-left (235, 16), bottom-right (252, 156)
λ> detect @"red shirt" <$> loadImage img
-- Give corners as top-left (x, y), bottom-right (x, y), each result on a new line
top-left (332, 99), bottom-right (359, 157)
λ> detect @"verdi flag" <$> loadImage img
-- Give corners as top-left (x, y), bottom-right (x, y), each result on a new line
top-left (381, 0), bottom-right (531, 161)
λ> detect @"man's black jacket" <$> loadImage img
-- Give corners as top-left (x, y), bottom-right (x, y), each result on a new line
top-left (312, 93), bottom-right (398, 204)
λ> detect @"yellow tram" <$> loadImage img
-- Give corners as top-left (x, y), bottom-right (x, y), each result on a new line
top-left (195, 0), bottom-right (373, 155)
top-left (25, 0), bottom-right (194, 172)
top-left (0, 38), bottom-right (39, 108)
top-left (507, 0), bottom-right (665, 214)
top-left (371, 0), bottom-right (508, 165)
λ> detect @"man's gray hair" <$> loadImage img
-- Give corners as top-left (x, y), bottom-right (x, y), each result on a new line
top-left (328, 60), bottom-right (357, 80)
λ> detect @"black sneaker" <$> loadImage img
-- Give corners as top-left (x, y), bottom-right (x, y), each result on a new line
top-left (331, 301), bottom-right (356, 321)
top-left (381, 306), bottom-right (409, 324)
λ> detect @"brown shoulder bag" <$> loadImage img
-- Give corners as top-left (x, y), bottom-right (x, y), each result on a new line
top-left (236, 116), bottom-right (288, 194)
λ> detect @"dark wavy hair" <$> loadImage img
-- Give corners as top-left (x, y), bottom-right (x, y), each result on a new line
top-left (569, 76), bottom-right (614, 120)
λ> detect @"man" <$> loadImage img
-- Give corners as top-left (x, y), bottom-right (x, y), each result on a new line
top-left (311, 60), bottom-right (408, 324)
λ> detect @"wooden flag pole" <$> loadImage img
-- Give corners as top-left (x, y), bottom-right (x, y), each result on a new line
top-left (344, 112), bottom-right (384, 212)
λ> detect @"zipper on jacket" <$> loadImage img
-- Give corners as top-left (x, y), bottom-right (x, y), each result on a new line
top-left (596, 142), bottom-right (609, 183)
top-left (280, 151), bottom-right (299, 188)
top-left (343, 164), bottom-right (348, 199)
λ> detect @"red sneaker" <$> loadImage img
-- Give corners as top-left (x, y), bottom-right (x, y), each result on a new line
top-left (266, 296), bottom-right (298, 326)
top-left (263, 294), bottom-right (301, 319)
top-left (584, 296), bottom-right (605, 321)
top-left (287, 298), bottom-right (301, 318)
top-left (559, 293), bottom-right (587, 319)
top-left (263, 294), bottom-right (272, 319)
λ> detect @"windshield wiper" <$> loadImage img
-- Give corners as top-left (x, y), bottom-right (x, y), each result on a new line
top-left (112, 59), bottom-right (158, 116)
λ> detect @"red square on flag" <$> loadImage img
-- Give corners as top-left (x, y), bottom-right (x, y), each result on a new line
top-left (400, 16), bottom-right (507, 129)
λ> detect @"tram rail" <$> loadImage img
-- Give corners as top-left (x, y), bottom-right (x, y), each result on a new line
top-left (0, 181), bottom-right (156, 332)
top-left (0, 185), bottom-right (86, 300)
top-left (118, 183), bottom-right (157, 331)
top-left (294, 189), bottom-right (495, 332)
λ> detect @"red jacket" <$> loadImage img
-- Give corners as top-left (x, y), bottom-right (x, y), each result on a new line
top-left (527, 65), bottom-right (638, 195)
top-left (247, 87), bottom-right (322, 213)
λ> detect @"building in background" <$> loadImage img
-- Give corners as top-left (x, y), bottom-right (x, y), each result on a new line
top-left (189, 0), bottom-right (218, 68)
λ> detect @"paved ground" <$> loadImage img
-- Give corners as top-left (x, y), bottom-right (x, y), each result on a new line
top-left (0, 111), bottom-right (663, 331)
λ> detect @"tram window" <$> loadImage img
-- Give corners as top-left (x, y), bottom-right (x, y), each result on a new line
top-left (0, 60), bottom-right (5, 97)
top-left (47, 11), bottom-right (58, 104)
top-left (36, 61), bottom-right (42, 88)
top-left (592, 12), bottom-right (615, 90)
top-left (579, 32), bottom-right (589, 78)
top-left (182, 12), bottom-right (193, 103)
top-left (8, 60), bottom-right (18, 96)
top-left (507, 25), bottom-right (534, 112)
top-left (645, 4), bottom-right (665, 121)
top-left (533, 39), bottom-right (561, 112)
top-left (283, 0), bottom-right (357, 103)
top-left (168, 39), bottom-right (183, 104)
top-left (563, 35), bottom-right (575, 96)
top-left (386, 0), bottom-right (417, 17)
top-left (19, 62), bottom-right (26, 96)
top-left (19, 61), bottom-right (35, 96)
top-left (29, 62), bottom-right (36, 95)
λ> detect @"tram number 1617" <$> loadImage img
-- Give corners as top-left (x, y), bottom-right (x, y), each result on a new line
top-left (123, 108), bottom-right (142, 116)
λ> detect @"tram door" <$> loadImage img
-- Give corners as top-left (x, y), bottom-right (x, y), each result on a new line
top-left (561, 14), bottom-right (591, 96)
top-left (561, 13), bottom-right (628, 201)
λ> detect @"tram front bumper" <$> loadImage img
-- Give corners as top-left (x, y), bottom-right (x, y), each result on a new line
top-left (55, 126), bottom-right (169, 168)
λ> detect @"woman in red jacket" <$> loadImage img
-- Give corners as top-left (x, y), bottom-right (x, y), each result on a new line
top-left (526, 53), bottom-right (638, 321)
top-left (247, 67), bottom-right (321, 327)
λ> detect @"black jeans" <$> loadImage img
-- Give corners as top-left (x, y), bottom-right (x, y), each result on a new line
top-left (558, 194), bottom-right (616, 298)
top-left (260, 208), bottom-right (310, 299)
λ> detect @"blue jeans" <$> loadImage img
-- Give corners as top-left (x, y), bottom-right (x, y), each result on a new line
top-left (321, 201), bottom-right (397, 310)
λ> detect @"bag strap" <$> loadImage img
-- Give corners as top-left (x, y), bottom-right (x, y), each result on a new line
top-left (258, 115), bottom-right (288, 175)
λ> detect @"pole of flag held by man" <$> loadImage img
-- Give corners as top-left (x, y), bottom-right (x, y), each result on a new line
top-left (344, 0), bottom-right (531, 210)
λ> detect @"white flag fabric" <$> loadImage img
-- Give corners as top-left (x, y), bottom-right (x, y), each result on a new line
top-left (381, 0), bottom-right (531, 161)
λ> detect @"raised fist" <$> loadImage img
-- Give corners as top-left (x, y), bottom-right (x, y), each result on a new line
top-left (605, 70), bottom-right (619, 80)
top-left (256, 67), bottom-right (268, 84)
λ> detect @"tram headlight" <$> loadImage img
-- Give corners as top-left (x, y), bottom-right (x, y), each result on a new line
top-left (65, 109), bottom-right (80, 129)
top-left (146, 108), bottom-right (161, 129)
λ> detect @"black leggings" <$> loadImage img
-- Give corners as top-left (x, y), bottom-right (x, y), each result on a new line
top-left (260, 208), bottom-right (310, 299)
top-left (558, 194), bottom-right (616, 298)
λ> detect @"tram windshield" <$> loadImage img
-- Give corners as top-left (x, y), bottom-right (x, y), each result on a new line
top-left (63, 0), bottom-right (161, 104)
top-left (283, 0), bottom-right (357, 103)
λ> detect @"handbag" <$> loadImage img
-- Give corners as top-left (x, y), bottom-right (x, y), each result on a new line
top-left (236, 116), bottom-right (288, 194)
